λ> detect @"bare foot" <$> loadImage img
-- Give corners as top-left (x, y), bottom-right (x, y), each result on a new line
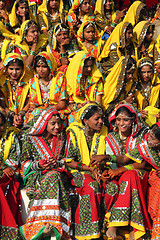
top-left (106, 227), bottom-right (117, 239)
top-left (40, 223), bottom-right (52, 239)
top-left (129, 230), bottom-right (135, 240)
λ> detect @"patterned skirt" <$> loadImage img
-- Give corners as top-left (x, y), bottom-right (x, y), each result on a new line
top-left (148, 171), bottom-right (160, 240)
top-left (107, 170), bottom-right (151, 239)
top-left (19, 170), bottom-right (71, 240)
top-left (70, 171), bottom-right (102, 240)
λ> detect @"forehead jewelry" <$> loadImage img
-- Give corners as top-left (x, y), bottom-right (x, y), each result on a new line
top-left (37, 57), bottom-right (45, 65)
top-left (55, 25), bottom-right (68, 36)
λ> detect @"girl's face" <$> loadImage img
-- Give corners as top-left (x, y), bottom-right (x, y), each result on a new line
top-left (0, 117), bottom-right (5, 139)
top-left (105, 0), bottom-right (112, 10)
top-left (7, 62), bottom-right (23, 81)
top-left (49, 0), bottom-right (59, 10)
top-left (84, 111), bottom-right (103, 132)
top-left (140, 65), bottom-right (153, 83)
top-left (36, 62), bottom-right (50, 79)
top-left (147, 130), bottom-right (160, 148)
top-left (116, 110), bottom-right (133, 134)
top-left (83, 26), bottom-right (95, 42)
top-left (25, 26), bottom-right (39, 43)
top-left (125, 28), bottom-right (133, 43)
top-left (17, 2), bottom-right (29, 17)
top-left (80, 0), bottom-right (90, 14)
top-left (46, 115), bottom-right (61, 136)
top-left (0, 0), bottom-right (5, 10)
top-left (145, 27), bottom-right (153, 43)
top-left (82, 59), bottom-right (94, 78)
top-left (125, 69), bottom-right (135, 82)
top-left (56, 31), bottom-right (69, 44)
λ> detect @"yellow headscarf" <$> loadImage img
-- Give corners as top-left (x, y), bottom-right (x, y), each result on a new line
top-left (66, 51), bottom-right (103, 103)
top-left (14, 20), bottom-right (48, 56)
top-left (0, 22), bottom-right (17, 61)
top-left (123, 1), bottom-right (146, 27)
top-left (37, 0), bottom-right (63, 30)
top-left (133, 21), bottom-right (155, 58)
top-left (9, 0), bottom-right (37, 29)
top-left (99, 21), bottom-right (133, 61)
top-left (66, 103), bottom-right (108, 169)
top-left (102, 56), bottom-right (136, 110)
top-left (94, 0), bottom-right (115, 16)
top-left (0, 53), bottom-right (33, 112)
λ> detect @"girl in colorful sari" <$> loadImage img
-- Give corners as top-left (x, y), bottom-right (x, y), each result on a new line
top-left (9, 0), bottom-right (37, 34)
top-left (66, 51), bottom-right (104, 123)
top-left (135, 57), bottom-right (160, 125)
top-left (67, 0), bottom-right (94, 34)
top-left (94, 0), bottom-right (125, 39)
top-left (0, 53), bottom-right (33, 128)
top-left (28, 52), bottom-right (68, 121)
top-left (77, 21), bottom-right (103, 60)
top-left (102, 56), bottom-right (137, 116)
top-left (19, 107), bottom-right (71, 240)
top-left (10, 20), bottom-right (47, 67)
top-left (154, 33), bottom-right (160, 78)
top-left (37, 0), bottom-right (66, 36)
top-left (91, 103), bottom-right (151, 240)
top-left (65, 103), bottom-right (110, 240)
top-left (47, 23), bottom-right (79, 72)
top-left (99, 21), bottom-right (136, 76)
top-left (133, 21), bottom-right (155, 60)
top-left (0, 111), bottom-right (23, 239)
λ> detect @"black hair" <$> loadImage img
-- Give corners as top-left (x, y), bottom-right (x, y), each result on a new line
top-left (126, 57), bottom-right (136, 72)
top-left (115, 106), bottom-right (136, 119)
top-left (83, 56), bottom-right (95, 67)
top-left (146, 24), bottom-right (154, 35)
top-left (0, 112), bottom-right (6, 125)
top-left (150, 124), bottom-right (160, 141)
top-left (34, 56), bottom-right (49, 71)
top-left (6, 58), bottom-right (24, 69)
top-left (55, 23), bottom-right (69, 34)
top-left (82, 105), bottom-right (103, 125)
top-left (15, 0), bottom-right (30, 24)
top-left (126, 23), bottom-right (133, 31)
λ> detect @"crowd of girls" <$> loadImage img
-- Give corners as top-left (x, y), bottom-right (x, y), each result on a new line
top-left (0, 0), bottom-right (160, 240)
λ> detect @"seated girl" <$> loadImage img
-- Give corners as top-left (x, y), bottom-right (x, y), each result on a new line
top-left (9, 0), bottom-right (37, 34)
top-left (0, 0), bottom-right (9, 29)
top-left (67, 0), bottom-right (94, 35)
top-left (66, 51), bottom-right (104, 123)
top-left (19, 107), bottom-right (71, 240)
top-left (37, 0), bottom-right (66, 36)
top-left (77, 21), bottom-right (103, 60)
top-left (47, 23), bottom-right (79, 72)
top-left (10, 20), bottom-right (48, 68)
top-left (27, 52), bottom-right (68, 121)
top-left (0, 111), bottom-right (23, 238)
top-left (0, 53), bottom-right (33, 128)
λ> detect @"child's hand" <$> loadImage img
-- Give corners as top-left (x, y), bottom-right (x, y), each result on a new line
top-left (108, 169), bottom-right (120, 179)
top-left (101, 169), bottom-right (111, 183)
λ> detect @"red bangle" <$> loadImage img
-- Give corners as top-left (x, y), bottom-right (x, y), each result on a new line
top-left (75, 162), bottom-right (79, 170)
top-left (81, 164), bottom-right (84, 171)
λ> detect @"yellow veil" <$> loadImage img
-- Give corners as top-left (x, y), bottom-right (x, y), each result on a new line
top-left (66, 51), bottom-right (103, 103)
top-left (66, 103), bottom-right (108, 168)
top-left (123, 0), bottom-right (146, 27)
top-left (94, 0), bottom-right (116, 21)
top-left (133, 21), bottom-right (155, 58)
top-left (9, 0), bottom-right (37, 29)
top-left (154, 33), bottom-right (160, 64)
top-left (99, 21), bottom-right (132, 61)
top-left (102, 56), bottom-right (136, 110)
